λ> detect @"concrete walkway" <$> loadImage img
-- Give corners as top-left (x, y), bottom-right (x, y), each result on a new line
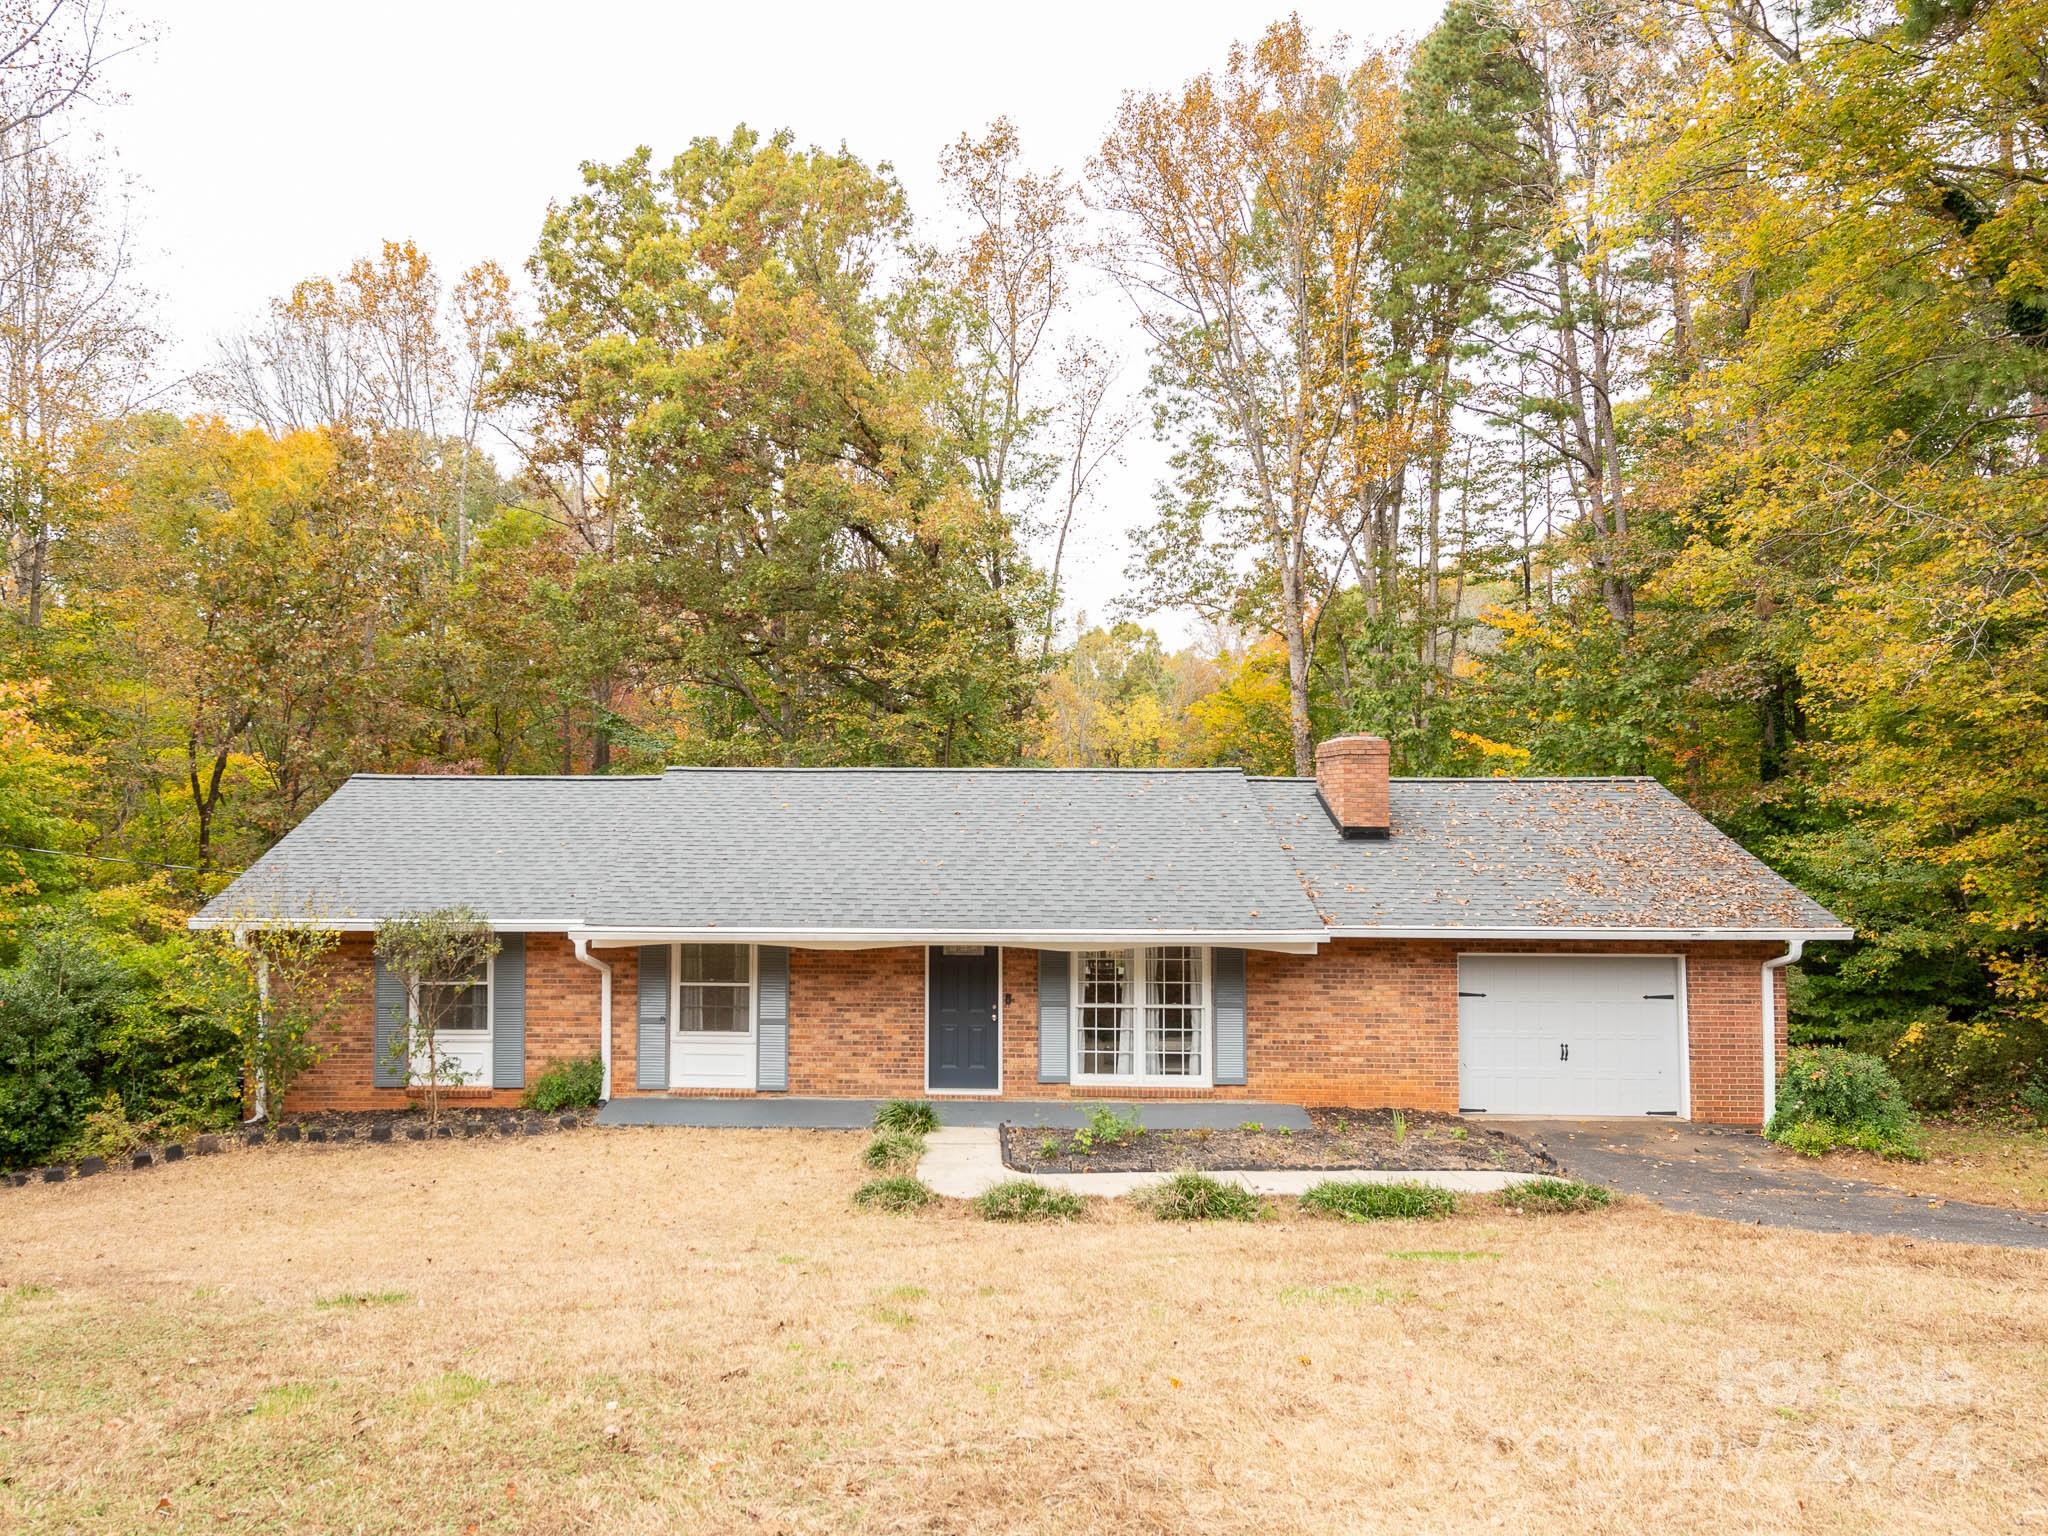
top-left (595, 1096), bottom-right (1311, 1131)
top-left (1513, 1119), bottom-right (2048, 1250)
top-left (915, 1126), bottom-right (1539, 1200)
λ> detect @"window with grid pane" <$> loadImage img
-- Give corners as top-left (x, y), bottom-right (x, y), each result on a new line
top-left (678, 944), bottom-right (751, 1033)
top-left (422, 969), bottom-right (488, 1031)
top-left (1146, 947), bottom-right (1203, 1077)
top-left (1073, 947), bottom-right (1207, 1083)
top-left (1077, 950), bottom-right (1134, 1076)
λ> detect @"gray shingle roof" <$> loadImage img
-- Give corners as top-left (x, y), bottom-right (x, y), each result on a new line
top-left (194, 768), bottom-right (1326, 939)
top-left (194, 766), bottom-right (1848, 941)
top-left (1255, 776), bottom-right (1846, 934)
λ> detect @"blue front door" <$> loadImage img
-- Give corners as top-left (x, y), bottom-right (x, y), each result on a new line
top-left (927, 946), bottom-right (1000, 1091)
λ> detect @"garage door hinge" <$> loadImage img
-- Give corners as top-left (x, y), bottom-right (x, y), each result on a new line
top-left (1642, 993), bottom-right (1676, 999)
top-left (1457, 991), bottom-right (1487, 998)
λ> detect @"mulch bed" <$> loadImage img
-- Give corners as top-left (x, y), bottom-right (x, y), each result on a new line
top-left (1001, 1108), bottom-right (1554, 1175)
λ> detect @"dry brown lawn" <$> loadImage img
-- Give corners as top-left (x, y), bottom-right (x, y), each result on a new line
top-left (1826, 1116), bottom-right (2048, 1212)
top-left (3, 1129), bottom-right (2045, 1535)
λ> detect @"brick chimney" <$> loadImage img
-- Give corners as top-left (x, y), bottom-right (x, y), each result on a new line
top-left (1315, 734), bottom-right (1391, 840)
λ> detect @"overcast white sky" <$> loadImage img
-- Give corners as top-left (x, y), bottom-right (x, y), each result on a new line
top-left (98, 0), bottom-right (1444, 641)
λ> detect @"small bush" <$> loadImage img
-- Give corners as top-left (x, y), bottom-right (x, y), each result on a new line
top-left (972, 1179), bottom-right (1086, 1222)
top-left (874, 1099), bottom-right (939, 1135)
top-left (2019, 1078), bottom-right (2048, 1128)
top-left (1500, 1178), bottom-right (1614, 1214)
top-left (1300, 1179), bottom-right (1458, 1222)
top-left (853, 1175), bottom-right (935, 1213)
top-left (523, 1056), bottom-right (604, 1114)
top-left (1136, 1170), bottom-right (1264, 1222)
top-left (1767, 1047), bottom-right (1924, 1160)
top-left (863, 1129), bottom-right (925, 1173)
top-left (1072, 1104), bottom-right (1141, 1152)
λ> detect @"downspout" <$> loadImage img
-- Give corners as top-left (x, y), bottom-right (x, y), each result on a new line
top-left (232, 927), bottom-right (270, 1124)
top-left (571, 936), bottom-right (614, 1104)
top-left (1760, 939), bottom-right (1804, 1127)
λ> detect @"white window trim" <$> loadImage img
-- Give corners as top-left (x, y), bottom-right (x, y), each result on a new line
top-left (922, 945), bottom-right (1005, 1096)
top-left (669, 942), bottom-right (758, 1041)
top-left (1069, 945), bottom-right (1213, 1090)
top-left (406, 953), bottom-right (495, 1087)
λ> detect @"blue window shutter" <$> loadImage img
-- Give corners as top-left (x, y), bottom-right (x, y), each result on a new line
top-left (1037, 950), bottom-right (1070, 1083)
top-left (491, 934), bottom-right (526, 1089)
top-left (636, 945), bottom-right (669, 1090)
top-left (372, 956), bottom-right (406, 1088)
top-left (756, 946), bottom-right (789, 1092)
top-left (1213, 947), bottom-right (1247, 1086)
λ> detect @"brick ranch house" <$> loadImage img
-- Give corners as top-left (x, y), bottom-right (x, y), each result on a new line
top-left (191, 735), bottom-right (1850, 1125)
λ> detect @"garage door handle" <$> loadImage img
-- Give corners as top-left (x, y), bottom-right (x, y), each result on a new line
top-left (1559, 1043), bottom-right (1569, 1061)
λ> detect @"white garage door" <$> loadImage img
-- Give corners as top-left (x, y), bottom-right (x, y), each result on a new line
top-left (1457, 956), bottom-right (1683, 1116)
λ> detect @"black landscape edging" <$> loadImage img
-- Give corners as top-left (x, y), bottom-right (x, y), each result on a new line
top-left (2, 1107), bottom-right (595, 1191)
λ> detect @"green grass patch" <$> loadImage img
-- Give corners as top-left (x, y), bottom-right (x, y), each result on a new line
top-left (873, 1099), bottom-right (939, 1135)
top-left (314, 1290), bottom-right (409, 1310)
top-left (1388, 1249), bottom-right (1502, 1262)
top-left (251, 1382), bottom-right (320, 1417)
top-left (407, 1371), bottom-right (490, 1406)
top-left (971, 1179), bottom-right (1086, 1223)
top-left (1299, 1179), bottom-right (1458, 1222)
top-left (1499, 1178), bottom-right (1614, 1214)
top-left (853, 1175), bottom-right (935, 1213)
top-left (1, 1282), bottom-right (54, 1315)
top-left (1134, 1171), bottom-right (1265, 1222)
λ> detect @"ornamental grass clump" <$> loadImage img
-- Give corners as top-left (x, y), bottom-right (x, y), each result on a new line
top-left (852, 1175), bottom-right (935, 1213)
top-left (873, 1100), bottom-right (939, 1135)
top-left (862, 1129), bottom-right (925, 1174)
top-left (1766, 1047), bottom-right (1925, 1161)
top-left (971, 1179), bottom-right (1086, 1222)
top-left (1499, 1178), bottom-right (1614, 1214)
top-left (1136, 1170), bottom-right (1265, 1222)
top-left (1300, 1179), bottom-right (1458, 1222)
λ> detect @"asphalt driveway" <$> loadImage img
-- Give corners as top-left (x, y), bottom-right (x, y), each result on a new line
top-left (1510, 1119), bottom-right (2048, 1249)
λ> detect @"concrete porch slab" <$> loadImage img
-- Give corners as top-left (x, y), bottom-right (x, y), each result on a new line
top-left (916, 1126), bottom-right (1539, 1200)
top-left (594, 1097), bottom-right (1312, 1131)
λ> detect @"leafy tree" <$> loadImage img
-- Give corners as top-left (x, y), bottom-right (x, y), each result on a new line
top-left (374, 907), bottom-right (499, 1127)
top-left (495, 128), bottom-right (1044, 766)
top-left (1094, 18), bottom-right (1405, 775)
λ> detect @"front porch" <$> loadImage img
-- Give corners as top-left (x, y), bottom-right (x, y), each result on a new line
top-left (592, 1095), bottom-right (1314, 1131)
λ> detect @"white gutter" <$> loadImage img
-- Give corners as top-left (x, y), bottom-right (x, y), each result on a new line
top-left (1322, 925), bottom-right (1855, 942)
top-left (568, 926), bottom-right (1325, 953)
top-left (1761, 939), bottom-right (1805, 1125)
top-left (569, 936), bottom-right (615, 1104)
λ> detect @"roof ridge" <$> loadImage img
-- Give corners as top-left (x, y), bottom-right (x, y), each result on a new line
top-left (663, 770), bottom-right (1253, 782)
top-left (1248, 774), bottom-right (1664, 785)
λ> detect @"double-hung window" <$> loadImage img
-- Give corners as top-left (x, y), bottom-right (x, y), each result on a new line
top-left (676, 944), bottom-right (752, 1033)
top-left (411, 962), bottom-right (492, 1085)
top-left (1072, 946), bottom-right (1209, 1086)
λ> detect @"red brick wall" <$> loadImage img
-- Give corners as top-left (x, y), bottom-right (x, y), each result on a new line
top-left (785, 946), bottom-right (927, 1097)
top-left (288, 933), bottom-right (1793, 1124)
top-left (281, 932), bottom-right (604, 1113)
top-left (1242, 938), bottom-right (1788, 1124)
